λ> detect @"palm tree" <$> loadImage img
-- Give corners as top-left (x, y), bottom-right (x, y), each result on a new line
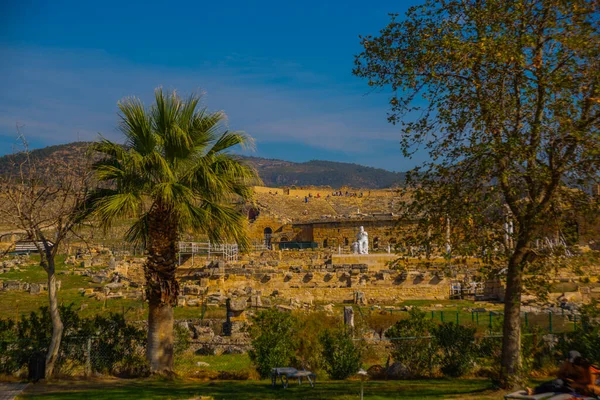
top-left (88, 88), bottom-right (259, 373)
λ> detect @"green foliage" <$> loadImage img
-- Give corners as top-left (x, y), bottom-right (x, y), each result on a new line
top-left (0, 304), bottom-right (147, 376)
top-left (174, 323), bottom-right (192, 357)
top-left (557, 300), bottom-right (600, 366)
top-left (384, 308), bottom-right (437, 378)
top-left (520, 327), bottom-right (557, 374)
top-left (81, 312), bottom-right (147, 376)
top-left (87, 88), bottom-right (260, 250)
top-left (12, 303), bottom-right (83, 372)
top-left (0, 318), bottom-right (18, 374)
top-left (432, 323), bottom-right (477, 377)
top-left (365, 311), bottom-right (404, 339)
top-left (293, 311), bottom-right (338, 373)
top-left (319, 328), bottom-right (362, 380)
top-left (354, 0), bottom-right (600, 385)
top-left (248, 309), bottom-right (297, 379)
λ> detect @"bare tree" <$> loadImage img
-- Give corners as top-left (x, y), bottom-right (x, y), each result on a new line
top-left (0, 130), bottom-right (91, 378)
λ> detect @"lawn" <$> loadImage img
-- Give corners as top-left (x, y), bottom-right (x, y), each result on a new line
top-left (19, 377), bottom-right (510, 399)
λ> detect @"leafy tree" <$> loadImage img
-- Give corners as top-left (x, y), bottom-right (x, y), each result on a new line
top-left (249, 309), bottom-right (297, 378)
top-left (432, 323), bottom-right (477, 377)
top-left (86, 88), bottom-right (259, 373)
top-left (319, 328), bottom-right (362, 380)
top-left (354, 0), bottom-right (600, 387)
top-left (385, 308), bottom-right (437, 377)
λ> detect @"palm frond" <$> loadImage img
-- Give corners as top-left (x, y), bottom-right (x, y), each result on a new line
top-left (117, 97), bottom-right (155, 155)
top-left (125, 213), bottom-right (149, 247)
top-left (207, 131), bottom-right (255, 156)
top-left (91, 192), bottom-right (143, 231)
top-left (89, 87), bottom-right (256, 248)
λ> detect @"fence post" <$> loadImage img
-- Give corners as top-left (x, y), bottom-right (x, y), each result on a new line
top-left (441, 311), bottom-right (444, 323)
top-left (525, 312), bottom-right (529, 329)
top-left (549, 312), bottom-right (553, 334)
top-left (489, 312), bottom-right (493, 331)
top-left (85, 338), bottom-right (92, 376)
top-left (471, 311), bottom-right (474, 323)
top-left (476, 312), bottom-right (479, 325)
top-left (456, 311), bottom-right (459, 325)
top-left (431, 311), bottom-right (434, 320)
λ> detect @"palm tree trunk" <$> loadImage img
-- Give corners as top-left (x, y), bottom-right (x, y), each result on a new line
top-left (147, 302), bottom-right (174, 373)
top-left (45, 256), bottom-right (64, 378)
top-left (145, 205), bottom-right (179, 374)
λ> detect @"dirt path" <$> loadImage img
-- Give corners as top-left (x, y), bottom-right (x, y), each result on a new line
top-left (0, 383), bottom-right (29, 400)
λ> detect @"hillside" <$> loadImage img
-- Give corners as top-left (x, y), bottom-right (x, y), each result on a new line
top-left (0, 142), bottom-right (405, 189)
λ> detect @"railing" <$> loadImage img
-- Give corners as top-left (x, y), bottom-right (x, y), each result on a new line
top-left (178, 241), bottom-right (238, 262)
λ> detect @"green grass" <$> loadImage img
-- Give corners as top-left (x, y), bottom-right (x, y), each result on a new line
top-left (0, 255), bottom-right (226, 321)
top-left (175, 353), bottom-right (253, 374)
top-left (18, 378), bottom-right (508, 399)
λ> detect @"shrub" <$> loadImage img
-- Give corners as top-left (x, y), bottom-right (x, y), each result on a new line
top-left (12, 303), bottom-right (83, 375)
top-left (385, 308), bottom-right (437, 378)
top-left (174, 323), bottom-right (191, 357)
top-left (319, 328), bottom-right (362, 380)
top-left (293, 311), bottom-right (337, 373)
top-left (365, 311), bottom-right (403, 339)
top-left (557, 300), bottom-right (600, 365)
top-left (0, 304), bottom-right (148, 377)
top-left (248, 309), bottom-right (297, 378)
top-left (520, 326), bottom-right (558, 374)
top-left (80, 312), bottom-right (147, 375)
top-left (432, 322), bottom-right (477, 377)
top-left (0, 318), bottom-right (18, 374)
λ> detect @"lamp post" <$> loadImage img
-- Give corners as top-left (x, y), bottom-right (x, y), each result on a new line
top-left (357, 368), bottom-right (368, 400)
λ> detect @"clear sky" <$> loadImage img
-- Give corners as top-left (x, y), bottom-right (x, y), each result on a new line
top-left (0, 0), bottom-right (423, 171)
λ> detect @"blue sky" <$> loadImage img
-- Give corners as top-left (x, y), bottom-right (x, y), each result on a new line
top-left (0, 0), bottom-right (423, 171)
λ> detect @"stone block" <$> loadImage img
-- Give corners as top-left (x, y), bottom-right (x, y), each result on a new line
top-left (229, 298), bottom-right (248, 312)
top-left (29, 283), bottom-right (42, 295)
top-left (91, 274), bottom-right (109, 284)
top-left (183, 285), bottom-right (202, 295)
top-left (4, 280), bottom-right (23, 291)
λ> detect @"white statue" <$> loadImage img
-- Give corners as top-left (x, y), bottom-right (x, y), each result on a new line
top-left (351, 241), bottom-right (359, 254)
top-left (356, 226), bottom-right (369, 254)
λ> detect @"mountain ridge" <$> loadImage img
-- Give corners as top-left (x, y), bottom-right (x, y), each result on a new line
top-left (0, 142), bottom-right (405, 189)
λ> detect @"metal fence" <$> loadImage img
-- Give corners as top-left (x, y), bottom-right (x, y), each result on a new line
top-left (358, 307), bottom-right (582, 334)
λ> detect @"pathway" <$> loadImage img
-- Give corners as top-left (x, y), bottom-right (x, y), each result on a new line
top-left (0, 383), bottom-right (28, 400)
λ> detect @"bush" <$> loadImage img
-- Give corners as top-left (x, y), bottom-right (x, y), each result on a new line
top-left (80, 312), bottom-right (147, 375)
top-left (433, 322), bottom-right (477, 377)
top-left (248, 309), bottom-right (297, 378)
top-left (557, 300), bottom-right (600, 366)
top-left (319, 328), bottom-right (362, 380)
top-left (0, 318), bottom-right (18, 374)
top-left (521, 326), bottom-right (558, 374)
top-left (385, 308), bottom-right (437, 378)
top-left (293, 311), bottom-right (337, 373)
top-left (0, 304), bottom-right (148, 377)
top-left (174, 323), bottom-right (191, 357)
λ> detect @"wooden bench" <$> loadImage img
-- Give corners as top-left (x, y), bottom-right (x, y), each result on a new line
top-left (271, 367), bottom-right (316, 388)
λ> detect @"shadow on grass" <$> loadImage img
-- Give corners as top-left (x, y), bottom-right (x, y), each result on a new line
top-left (20, 378), bottom-right (502, 400)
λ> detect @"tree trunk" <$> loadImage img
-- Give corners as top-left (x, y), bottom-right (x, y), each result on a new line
top-left (45, 257), bottom-right (64, 379)
top-left (499, 245), bottom-right (527, 389)
top-left (145, 205), bottom-right (179, 374)
top-left (147, 303), bottom-right (174, 373)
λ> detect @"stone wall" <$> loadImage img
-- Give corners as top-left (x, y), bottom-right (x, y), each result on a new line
top-left (188, 264), bottom-right (451, 304)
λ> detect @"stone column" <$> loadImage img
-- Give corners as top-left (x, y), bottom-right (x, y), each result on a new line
top-left (344, 306), bottom-right (354, 329)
